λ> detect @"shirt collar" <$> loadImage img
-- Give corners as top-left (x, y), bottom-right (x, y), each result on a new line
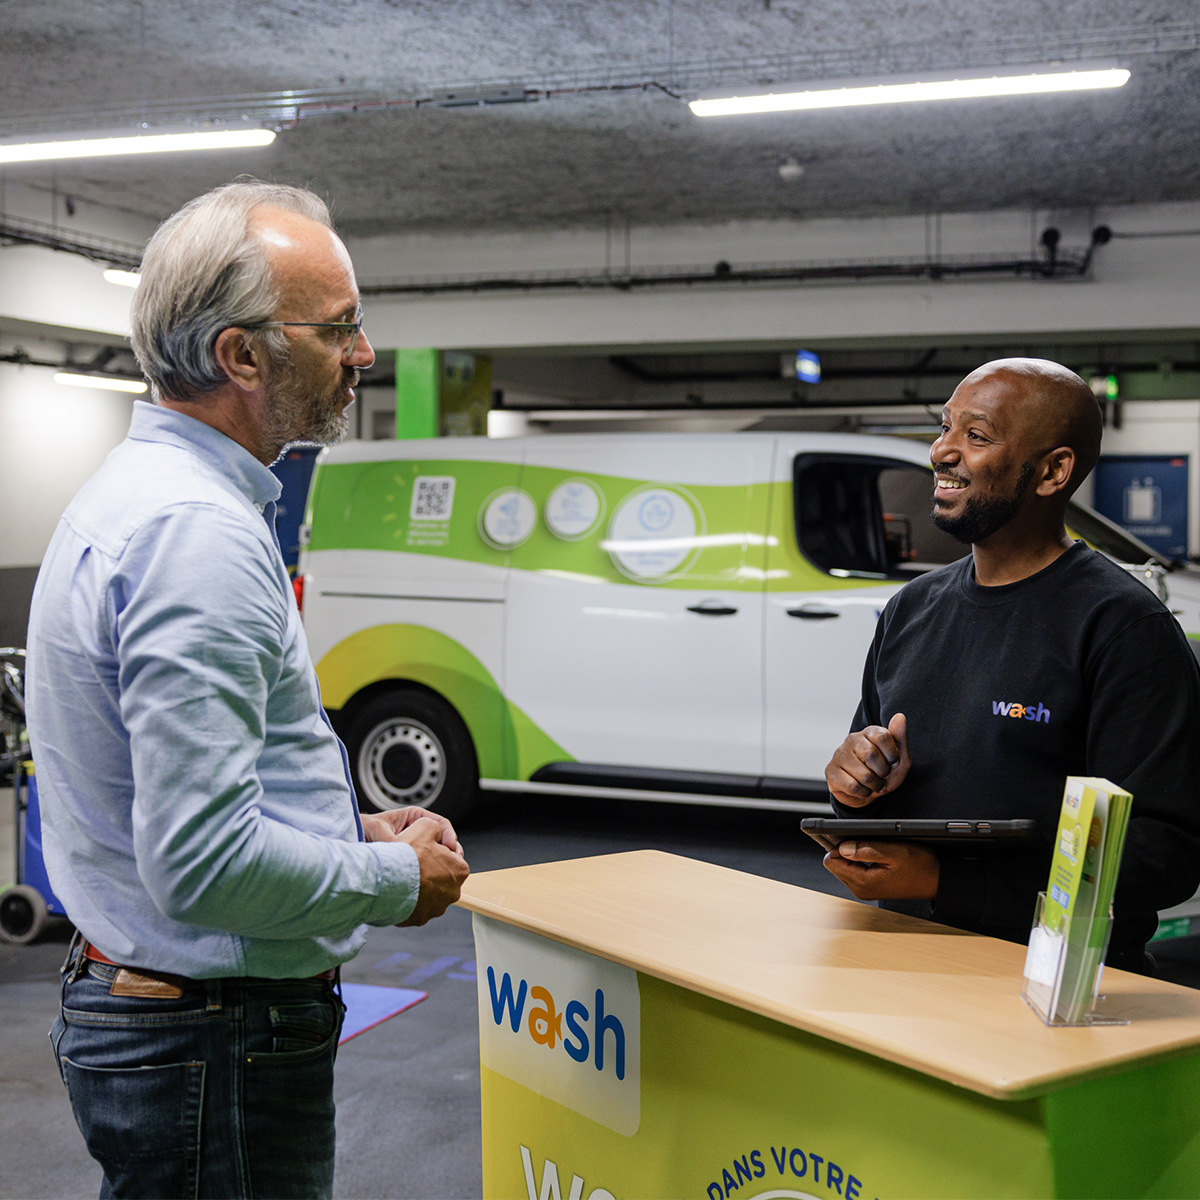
top-left (126, 400), bottom-right (282, 507)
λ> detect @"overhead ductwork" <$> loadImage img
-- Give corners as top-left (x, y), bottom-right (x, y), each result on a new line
top-left (359, 227), bottom-right (1114, 297)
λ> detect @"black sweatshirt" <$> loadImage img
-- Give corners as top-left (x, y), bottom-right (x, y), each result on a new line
top-left (833, 542), bottom-right (1200, 968)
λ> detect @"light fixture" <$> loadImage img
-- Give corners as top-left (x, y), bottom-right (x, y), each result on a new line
top-left (795, 350), bottom-right (821, 383)
top-left (689, 63), bottom-right (1130, 117)
top-left (103, 269), bottom-right (141, 288)
top-left (0, 126), bottom-right (275, 165)
top-left (54, 372), bottom-right (147, 394)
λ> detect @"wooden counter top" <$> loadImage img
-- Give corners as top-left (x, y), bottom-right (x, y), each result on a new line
top-left (457, 850), bottom-right (1200, 1100)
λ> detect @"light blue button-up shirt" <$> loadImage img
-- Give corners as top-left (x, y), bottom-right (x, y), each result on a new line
top-left (26, 402), bottom-right (420, 978)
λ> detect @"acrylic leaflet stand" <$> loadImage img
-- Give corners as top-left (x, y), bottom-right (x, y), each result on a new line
top-left (1021, 892), bottom-right (1130, 1027)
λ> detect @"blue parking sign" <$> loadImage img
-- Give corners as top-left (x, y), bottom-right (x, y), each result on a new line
top-left (1093, 455), bottom-right (1189, 560)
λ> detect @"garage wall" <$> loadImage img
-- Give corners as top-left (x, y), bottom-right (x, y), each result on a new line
top-left (0, 363), bottom-right (134, 643)
top-left (354, 384), bottom-right (400, 441)
top-left (0, 244), bottom-right (134, 341)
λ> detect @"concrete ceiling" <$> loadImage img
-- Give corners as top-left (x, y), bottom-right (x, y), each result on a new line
top-left (1, 1), bottom-right (1198, 237)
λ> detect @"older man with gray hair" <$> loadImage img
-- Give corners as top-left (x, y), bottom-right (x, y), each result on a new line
top-left (25, 180), bottom-right (468, 1198)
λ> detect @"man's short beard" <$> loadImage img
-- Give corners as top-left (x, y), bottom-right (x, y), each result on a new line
top-left (258, 353), bottom-right (353, 463)
top-left (932, 460), bottom-right (1036, 544)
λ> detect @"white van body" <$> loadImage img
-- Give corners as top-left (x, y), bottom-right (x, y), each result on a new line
top-left (298, 432), bottom-right (1192, 819)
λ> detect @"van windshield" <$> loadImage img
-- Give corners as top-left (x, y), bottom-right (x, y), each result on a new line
top-left (1065, 501), bottom-right (1168, 566)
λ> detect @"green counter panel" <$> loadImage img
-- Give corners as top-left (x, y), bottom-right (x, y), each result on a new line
top-left (481, 972), bottom-right (1200, 1200)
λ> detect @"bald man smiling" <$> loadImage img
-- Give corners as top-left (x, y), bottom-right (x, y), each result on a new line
top-left (823, 359), bottom-right (1200, 972)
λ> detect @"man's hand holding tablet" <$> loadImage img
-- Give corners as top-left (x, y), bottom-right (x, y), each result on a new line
top-left (821, 839), bottom-right (941, 901)
top-left (822, 712), bottom-right (940, 901)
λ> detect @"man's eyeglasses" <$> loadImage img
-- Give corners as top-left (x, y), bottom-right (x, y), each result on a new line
top-left (246, 306), bottom-right (364, 356)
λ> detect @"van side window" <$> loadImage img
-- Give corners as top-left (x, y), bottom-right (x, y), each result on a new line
top-left (793, 455), bottom-right (969, 578)
top-left (878, 466), bottom-right (972, 574)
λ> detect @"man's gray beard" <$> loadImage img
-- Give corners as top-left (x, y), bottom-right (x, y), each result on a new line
top-left (259, 363), bottom-right (351, 463)
top-left (931, 460), bottom-right (1036, 545)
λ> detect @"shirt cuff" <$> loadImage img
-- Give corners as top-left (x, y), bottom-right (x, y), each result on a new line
top-left (362, 841), bottom-right (422, 926)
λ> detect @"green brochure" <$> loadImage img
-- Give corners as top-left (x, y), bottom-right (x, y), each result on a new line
top-left (1045, 778), bottom-right (1097, 938)
top-left (1028, 776), bottom-right (1133, 1024)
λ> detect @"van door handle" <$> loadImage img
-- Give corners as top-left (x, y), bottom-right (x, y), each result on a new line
top-left (687, 603), bottom-right (738, 616)
top-left (786, 607), bottom-right (840, 619)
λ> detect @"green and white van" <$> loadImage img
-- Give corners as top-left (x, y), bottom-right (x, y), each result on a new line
top-left (297, 433), bottom-right (1194, 820)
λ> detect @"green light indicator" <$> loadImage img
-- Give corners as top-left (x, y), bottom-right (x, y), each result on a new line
top-left (1105, 374), bottom-right (1119, 400)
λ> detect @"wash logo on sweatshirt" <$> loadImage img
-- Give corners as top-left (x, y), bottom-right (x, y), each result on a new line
top-left (992, 700), bottom-right (1050, 724)
top-left (473, 914), bottom-right (641, 1136)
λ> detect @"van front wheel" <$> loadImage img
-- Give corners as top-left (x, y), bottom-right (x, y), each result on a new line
top-left (344, 690), bottom-right (478, 822)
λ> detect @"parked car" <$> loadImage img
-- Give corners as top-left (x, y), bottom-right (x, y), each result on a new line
top-left (297, 432), bottom-right (1194, 822)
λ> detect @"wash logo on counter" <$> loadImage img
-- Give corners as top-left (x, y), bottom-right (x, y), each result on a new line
top-left (473, 915), bottom-right (641, 1136)
top-left (487, 971), bottom-right (628, 1079)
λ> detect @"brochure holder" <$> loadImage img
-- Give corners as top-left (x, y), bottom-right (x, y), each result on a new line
top-left (1021, 892), bottom-right (1129, 1027)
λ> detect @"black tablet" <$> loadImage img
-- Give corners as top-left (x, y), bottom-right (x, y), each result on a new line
top-left (800, 818), bottom-right (1039, 854)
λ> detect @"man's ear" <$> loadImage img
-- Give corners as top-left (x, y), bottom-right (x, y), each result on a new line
top-left (212, 327), bottom-right (267, 393)
top-left (1036, 446), bottom-right (1076, 496)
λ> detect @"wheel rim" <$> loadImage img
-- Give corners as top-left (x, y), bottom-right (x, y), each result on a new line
top-left (357, 716), bottom-right (445, 811)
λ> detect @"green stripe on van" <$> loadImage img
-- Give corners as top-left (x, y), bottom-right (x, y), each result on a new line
top-left (316, 623), bottom-right (571, 781)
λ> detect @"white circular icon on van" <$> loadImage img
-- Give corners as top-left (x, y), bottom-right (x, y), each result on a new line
top-left (480, 488), bottom-right (537, 549)
top-left (545, 480), bottom-right (604, 540)
top-left (607, 486), bottom-right (701, 579)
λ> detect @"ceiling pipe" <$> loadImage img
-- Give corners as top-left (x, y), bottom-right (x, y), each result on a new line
top-left (0, 214), bottom-right (142, 269)
top-left (360, 235), bottom-right (1112, 297)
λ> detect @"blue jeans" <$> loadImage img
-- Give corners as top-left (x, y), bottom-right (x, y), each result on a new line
top-left (51, 941), bottom-right (346, 1199)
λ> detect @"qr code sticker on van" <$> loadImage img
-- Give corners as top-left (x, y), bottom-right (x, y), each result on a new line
top-left (410, 476), bottom-right (456, 521)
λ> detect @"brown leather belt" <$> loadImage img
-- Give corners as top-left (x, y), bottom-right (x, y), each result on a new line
top-left (81, 939), bottom-right (336, 999)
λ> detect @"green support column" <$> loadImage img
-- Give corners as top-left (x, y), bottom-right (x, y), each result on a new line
top-left (395, 348), bottom-right (439, 439)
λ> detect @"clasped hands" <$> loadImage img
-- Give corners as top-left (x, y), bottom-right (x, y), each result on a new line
top-left (361, 807), bottom-right (470, 925)
top-left (821, 712), bottom-right (939, 902)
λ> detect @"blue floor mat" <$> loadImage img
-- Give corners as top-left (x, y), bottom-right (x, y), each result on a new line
top-left (339, 982), bottom-right (427, 1044)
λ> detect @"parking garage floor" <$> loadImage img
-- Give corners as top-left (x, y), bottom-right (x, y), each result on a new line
top-left (3, 789), bottom-right (1199, 1199)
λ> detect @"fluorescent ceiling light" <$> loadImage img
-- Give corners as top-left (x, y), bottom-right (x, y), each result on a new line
top-left (103, 269), bottom-right (141, 288)
top-left (689, 64), bottom-right (1130, 117)
top-left (55, 372), bottom-right (147, 394)
top-left (0, 127), bottom-right (275, 164)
